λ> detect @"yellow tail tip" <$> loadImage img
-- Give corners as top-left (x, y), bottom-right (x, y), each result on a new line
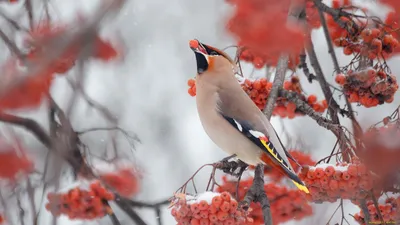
top-left (292, 180), bottom-right (310, 194)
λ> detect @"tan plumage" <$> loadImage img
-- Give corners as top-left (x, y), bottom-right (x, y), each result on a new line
top-left (190, 39), bottom-right (309, 193)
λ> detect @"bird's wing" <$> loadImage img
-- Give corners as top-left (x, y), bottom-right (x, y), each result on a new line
top-left (216, 80), bottom-right (295, 171)
top-left (216, 78), bottom-right (309, 193)
top-left (220, 113), bottom-right (305, 181)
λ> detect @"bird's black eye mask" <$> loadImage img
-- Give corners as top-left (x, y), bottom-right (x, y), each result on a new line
top-left (189, 39), bottom-right (233, 74)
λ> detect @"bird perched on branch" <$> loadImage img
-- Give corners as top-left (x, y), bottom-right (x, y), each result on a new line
top-left (189, 39), bottom-right (309, 193)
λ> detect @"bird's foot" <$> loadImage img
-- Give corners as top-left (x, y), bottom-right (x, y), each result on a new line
top-left (214, 157), bottom-right (248, 178)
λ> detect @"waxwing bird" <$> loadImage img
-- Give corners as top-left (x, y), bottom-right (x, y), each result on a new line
top-left (189, 39), bottom-right (309, 193)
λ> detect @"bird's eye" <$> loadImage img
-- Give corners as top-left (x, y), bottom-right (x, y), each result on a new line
top-left (210, 51), bottom-right (219, 56)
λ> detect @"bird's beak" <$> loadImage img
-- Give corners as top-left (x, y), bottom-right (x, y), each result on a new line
top-left (189, 39), bottom-right (209, 75)
top-left (189, 39), bottom-right (208, 55)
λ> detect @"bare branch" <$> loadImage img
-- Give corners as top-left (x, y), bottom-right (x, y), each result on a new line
top-left (0, 29), bottom-right (25, 59)
top-left (127, 199), bottom-right (170, 208)
top-left (263, 55), bottom-right (288, 120)
top-left (25, 0), bottom-right (34, 30)
top-left (359, 199), bottom-right (370, 224)
top-left (114, 198), bottom-right (147, 225)
top-left (299, 52), bottom-right (316, 83)
top-left (317, 5), bottom-right (341, 74)
top-left (305, 35), bottom-right (352, 161)
top-left (278, 88), bottom-right (339, 132)
top-left (0, 112), bottom-right (51, 148)
top-left (240, 164), bottom-right (272, 225)
top-left (316, 2), bottom-right (363, 150)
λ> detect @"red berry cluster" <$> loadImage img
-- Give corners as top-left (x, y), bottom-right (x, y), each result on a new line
top-left (334, 27), bottom-right (399, 59)
top-left (24, 20), bottom-right (119, 75)
top-left (335, 68), bottom-right (398, 107)
top-left (45, 181), bottom-right (114, 220)
top-left (187, 76), bottom-right (327, 119)
top-left (305, 1), bottom-right (321, 29)
top-left (216, 177), bottom-right (313, 225)
top-left (100, 168), bottom-right (140, 198)
top-left (225, 0), bottom-right (305, 71)
top-left (239, 49), bottom-right (300, 71)
top-left (259, 150), bottom-right (316, 182)
top-left (384, 12), bottom-right (400, 56)
top-left (170, 192), bottom-right (248, 225)
top-left (326, 14), bottom-right (359, 43)
top-left (241, 76), bottom-right (327, 117)
top-left (331, 0), bottom-right (352, 9)
top-left (0, 214), bottom-right (4, 224)
top-left (299, 160), bottom-right (377, 203)
top-left (188, 79), bottom-right (196, 97)
top-left (353, 196), bottom-right (400, 224)
top-left (361, 123), bottom-right (400, 188)
top-left (0, 141), bottom-right (33, 181)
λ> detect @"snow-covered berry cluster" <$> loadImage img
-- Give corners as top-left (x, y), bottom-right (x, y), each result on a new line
top-left (216, 176), bottom-right (313, 224)
top-left (335, 68), bottom-right (398, 107)
top-left (170, 192), bottom-right (248, 225)
top-left (299, 161), bottom-right (378, 203)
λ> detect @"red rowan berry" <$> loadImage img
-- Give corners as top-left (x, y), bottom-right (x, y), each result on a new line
top-left (209, 213), bottom-right (218, 222)
top-left (200, 210), bottom-right (208, 219)
top-left (324, 166), bottom-right (335, 177)
top-left (329, 180), bottom-right (339, 191)
top-left (190, 203), bottom-right (200, 213)
top-left (191, 218), bottom-right (200, 225)
top-left (333, 170), bottom-right (343, 180)
top-left (211, 196), bottom-right (223, 208)
top-left (220, 201), bottom-right (230, 212)
top-left (217, 211), bottom-right (228, 221)
top-left (220, 192), bottom-right (231, 202)
top-left (342, 171), bottom-right (351, 180)
top-left (307, 169), bottom-right (316, 179)
top-left (314, 168), bottom-right (325, 178)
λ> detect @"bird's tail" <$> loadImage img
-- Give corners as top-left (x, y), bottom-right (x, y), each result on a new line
top-left (291, 179), bottom-right (310, 194)
top-left (260, 153), bottom-right (310, 194)
top-left (284, 167), bottom-right (310, 194)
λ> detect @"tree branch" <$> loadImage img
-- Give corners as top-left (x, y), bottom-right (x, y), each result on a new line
top-left (263, 55), bottom-right (288, 120)
top-left (316, 2), bottom-right (363, 150)
top-left (278, 88), bottom-right (340, 133)
top-left (317, 6), bottom-right (341, 74)
top-left (114, 198), bottom-right (147, 225)
top-left (305, 36), bottom-right (352, 161)
top-left (127, 199), bottom-right (170, 208)
top-left (0, 112), bottom-right (51, 148)
top-left (240, 164), bottom-right (272, 225)
top-left (359, 199), bottom-right (370, 224)
top-left (299, 52), bottom-right (316, 83)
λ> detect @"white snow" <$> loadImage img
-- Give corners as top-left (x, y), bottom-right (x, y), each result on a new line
top-left (311, 163), bottom-right (349, 172)
top-left (378, 192), bottom-right (400, 204)
top-left (191, 191), bottom-right (221, 205)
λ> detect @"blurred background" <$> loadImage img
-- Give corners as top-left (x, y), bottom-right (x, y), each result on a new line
top-left (0, 0), bottom-right (399, 224)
